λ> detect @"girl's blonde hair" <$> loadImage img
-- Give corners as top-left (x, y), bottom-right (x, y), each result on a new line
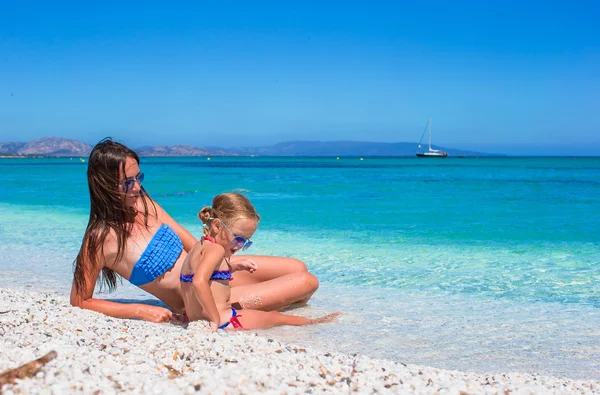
top-left (198, 192), bottom-right (260, 235)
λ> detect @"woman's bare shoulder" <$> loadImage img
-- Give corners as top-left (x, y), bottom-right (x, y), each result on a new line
top-left (140, 195), bottom-right (198, 250)
top-left (100, 228), bottom-right (121, 269)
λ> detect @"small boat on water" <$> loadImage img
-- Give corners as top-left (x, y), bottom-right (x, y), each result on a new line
top-left (416, 118), bottom-right (447, 157)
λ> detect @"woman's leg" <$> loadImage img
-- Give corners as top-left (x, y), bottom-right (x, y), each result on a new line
top-left (229, 271), bottom-right (318, 311)
top-left (229, 255), bottom-right (310, 285)
top-left (231, 309), bottom-right (341, 330)
top-left (229, 255), bottom-right (319, 311)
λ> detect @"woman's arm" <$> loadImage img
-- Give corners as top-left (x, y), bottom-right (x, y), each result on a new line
top-left (191, 244), bottom-right (226, 331)
top-left (70, 286), bottom-right (173, 322)
top-left (69, 243), bottom-right (174, 322)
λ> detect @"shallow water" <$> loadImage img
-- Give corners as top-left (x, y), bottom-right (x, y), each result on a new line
top-left (0, 156), bottom-right (599, 379)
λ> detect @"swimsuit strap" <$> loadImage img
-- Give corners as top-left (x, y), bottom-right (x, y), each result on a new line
top-left (219, 307), bottom-right (243, 330)
top-left (202, 235), bottom-right (216, 243)
top-left (229, 313), bottom-right (243, 329)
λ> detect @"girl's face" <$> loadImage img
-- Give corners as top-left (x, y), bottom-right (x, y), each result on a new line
top-left (215, 218), bottom-right (257, 257)
top-left (119, 157), bottom-right (144, 207)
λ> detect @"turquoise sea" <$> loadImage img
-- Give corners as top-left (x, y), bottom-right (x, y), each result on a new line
top-left (1, 156), bottom-right (599, 379)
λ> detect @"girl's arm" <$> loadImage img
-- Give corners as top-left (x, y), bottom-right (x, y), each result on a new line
top-left (149, 197), bottom-right (198, 252)
top-left (191, 243), bottom-right (226, 331)
top-left (69, 243), bottom-right (174, 322)
top-left (229, 257), bottom-right (258, 273)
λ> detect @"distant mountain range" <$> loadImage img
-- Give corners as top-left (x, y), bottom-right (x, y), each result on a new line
top-left (217, 141), bottom-right (488, 156)
top-left (0, 137), bottom-right (491, 157)
top-left (0, 137), bottom-right (92, 156)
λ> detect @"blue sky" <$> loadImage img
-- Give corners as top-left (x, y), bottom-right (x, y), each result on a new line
top-left (1, 1), bottom-right (598, 155)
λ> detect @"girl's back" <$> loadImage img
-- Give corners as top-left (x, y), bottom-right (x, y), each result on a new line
top-left (180, 238), bottom-right (233, 322)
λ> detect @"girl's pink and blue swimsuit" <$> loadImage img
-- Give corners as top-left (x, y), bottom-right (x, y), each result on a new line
top-left (179, 236), bottom-right (243, 329)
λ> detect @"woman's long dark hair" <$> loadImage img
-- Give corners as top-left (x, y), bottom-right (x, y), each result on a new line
top-left (73, 138), bottom-right (154, 293)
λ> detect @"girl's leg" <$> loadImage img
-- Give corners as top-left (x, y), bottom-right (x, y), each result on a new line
top-left (232, 309), bottom-right (341, 330)
top-left (229, 271), bottom-right (319, 311)
top-left (229, 256), bottom-right (319, 311)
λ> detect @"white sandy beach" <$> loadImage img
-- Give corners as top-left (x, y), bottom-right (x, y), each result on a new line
top-left (1, 288), bottom-right (598, 394)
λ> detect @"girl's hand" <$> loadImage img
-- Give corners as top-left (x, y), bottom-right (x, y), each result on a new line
top-left (136, 305), bottom-right (173, 323)
top-left (208, 321), bottom-right (219, 332)
top-left (230, 258), bottom-right (258, 273)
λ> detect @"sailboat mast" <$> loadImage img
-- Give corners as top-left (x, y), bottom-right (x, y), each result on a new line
top-left (416, 117), bottom-right (447, 157)
top-left (428, 117), bottom-right (432, 151)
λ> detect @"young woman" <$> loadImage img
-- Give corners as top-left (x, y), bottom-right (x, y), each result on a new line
top-left (70, 139), bottom-right (319, 322)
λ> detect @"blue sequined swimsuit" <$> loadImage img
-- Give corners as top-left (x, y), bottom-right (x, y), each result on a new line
top-left (128, 224), bottom-right (183, 286)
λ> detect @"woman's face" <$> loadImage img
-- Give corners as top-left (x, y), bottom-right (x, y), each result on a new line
top-left (120, 157), bottom-right (143, 206)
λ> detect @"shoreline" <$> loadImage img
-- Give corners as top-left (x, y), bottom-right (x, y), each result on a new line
top-left (1, 288), bottom-right (597, 394)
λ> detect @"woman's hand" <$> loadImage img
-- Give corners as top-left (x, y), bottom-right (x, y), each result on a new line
top-left (135, 305), bottom-right (174, 322)
top-left (208, 321), bottom-right (219, 332)
top-left (230, 258), bottom-right (258, 273)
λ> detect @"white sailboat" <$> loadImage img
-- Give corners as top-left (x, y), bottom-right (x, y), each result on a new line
top-left (416, 117), bottom-right (448, 157)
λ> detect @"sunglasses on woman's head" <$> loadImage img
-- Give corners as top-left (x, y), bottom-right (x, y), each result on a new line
top-left (221, 221), bottom-right (253, 251)
top-left (121, 173), bottom-right (144, 193)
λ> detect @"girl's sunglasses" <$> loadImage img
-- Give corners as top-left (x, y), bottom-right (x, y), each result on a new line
top-left (221, 221), bottom-right (253, 251)
top-left (121, 173), bottom-right (144, 193)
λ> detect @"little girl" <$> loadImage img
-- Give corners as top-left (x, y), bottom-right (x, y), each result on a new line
top-left (180, 192), bottom-right (341, 331)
